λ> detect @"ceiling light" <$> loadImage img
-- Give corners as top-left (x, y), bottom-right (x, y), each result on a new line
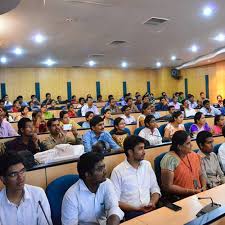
top-left (43, 58), bottom-right (56, 66)
top-left (214, 33), bottom-right (225, 42)
top-left (13, 47), bottom-right (23, 55)
top-left (88, 60), bottom-right (96, 67)
top-left (171, 55), bottom-right (176, 61)
top-left (34, 34), bottom-right (45, 43)
top-left (191, 45), bottom-right (198, 53)
top-left (0, 57), bottom-right (7, 64)
top-left (156, 62), bottom-right (161, 67)
top-left (203, 6), bottom-right (213, 17)
top-left (121, 61), bottom-right (128, 68)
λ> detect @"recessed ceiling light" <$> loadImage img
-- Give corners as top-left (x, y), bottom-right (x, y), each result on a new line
top-left (171, 55), bottom-right (176, 61)
top-left (156, 62), bottom-right (161, 67)
top-left (13, 47), bottom-right (23, 55)
top-left (88, 60), bottom-right (96, 67)
top-left (203, 6), bottom-right (213, 17)
top-left (34, 34), bottom-right (45, 43)
top-left (191, 45), bottom-right (198, 53)
top-left (121, 61), bottom-right (128, 68)
top-left (214, 33), bottom-right (225, 42)
top-left (43, 58), bottom-right (56, 66)
top-left (0, 57), bottom-right (7, 64)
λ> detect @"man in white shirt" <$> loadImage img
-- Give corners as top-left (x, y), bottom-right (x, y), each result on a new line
top-left (110, 135), bottom-right (161, 220)
top-left (168, 96), bottom-right (181, 110)
top-left (200, 100), bottom-right (221, 116)
top-left (62, 152), bottom-right (124, 225)
top-left (121, 106), bottom-right (136, 125)
top-left (0, 152), bottom-right (52, 225)
top-left (139, 115), bottom-right (162, 146)
top-left (218, 126), bottom-right (225, 172)
top-left (81, 97), bottom-right (99, 116)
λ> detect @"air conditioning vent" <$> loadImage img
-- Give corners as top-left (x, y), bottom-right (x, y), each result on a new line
top-left (143, 17), bottom-right (169, 26)
top-left (88, 54), bottom-right (104, 58)
top-left (109, 40), bottom-right (127, 46)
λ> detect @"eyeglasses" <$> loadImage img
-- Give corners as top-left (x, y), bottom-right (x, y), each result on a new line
top-left (7, 168), bottom-right (26, 178)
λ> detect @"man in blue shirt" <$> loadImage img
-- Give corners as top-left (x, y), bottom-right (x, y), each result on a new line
top-left (83, 116), bottom-right (121, 152)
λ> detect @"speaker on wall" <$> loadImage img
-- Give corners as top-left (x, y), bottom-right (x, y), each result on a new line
top-left (171, 68), bottom-right (181, 80)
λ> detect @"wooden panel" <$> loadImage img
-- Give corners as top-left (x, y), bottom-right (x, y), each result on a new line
top-left (26, 168), bottom-right (47, 189)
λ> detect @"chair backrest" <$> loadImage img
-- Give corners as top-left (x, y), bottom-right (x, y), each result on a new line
top-left (154, 152), bottom-right (167, 187)
top-left (46, 174), bottom-right (79, 225)
top-left (124, 127), bottom-right (131, 135)
top-left (134, 126), bottom-right (145, 136)
top-left (77, 108), bottom-right (82, 117)
top-left (101, 107), bottom-right (105, 115)
top-left (184, 122), bottom-right (194, 134)
top-left (214, 143), bottom-right (222, 155)
top-left (158, 123), bottom-right (167, 137)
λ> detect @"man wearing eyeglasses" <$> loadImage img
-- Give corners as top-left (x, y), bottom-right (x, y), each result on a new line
top-left (0, 152), bottom-right (52, 225)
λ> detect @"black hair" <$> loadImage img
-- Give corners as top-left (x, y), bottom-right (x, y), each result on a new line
top-left (222, 126), bottom-right (225, 138)
top-left (45, 93), bottom-right (51, 98)
top-left (125, 97), bottom-right (132, 103)
top-left (0, 152), bottom-right (24, 177)
top-left (71, 95), bottom-right (76, 99)
top-left (85, 111), bottom-right (94, 119)
top-left (57, 96), bottom-right (61, 99)
top-left (16, 95), bottom-right (23, 100)
top-left (181, 99), bottom-right (187, 105)
top-left (47, 118), bottom-right (58, 128)
top-left (19, 106), bottom-right (30, 114)
top-left (41, 103), bottom-right (47, 108)
top-left (168, 105), bottom-right (175, 111)
top-left (170, 130), bottom-right (189, 153)
top-left (217, 95), bottom-right (222, 100)
top-left (223, 99), bottom-right (225, 106)
top-left (159, 97), bottom-right (165, 101)
top-left (97, 94), bottom-right (102, 99)
top-left (59, 110), bottom-right (68, 119)
top-left (31, 95), bottom-right (35, 99)
top-left (144, 115), bottom-right (155, 126)
top-left (90, 115), bottom-right (104, 128)
top-left (196, 131), bottom-right (212, 149)
top-left (79, 97), bottom-right (85, 103)
top-left (87, 96), bottom-right (93, 101)
top-left (92, 141), bottom-right (108, 154)
top-left (203, 99), bottom-right (210, 106)
top-left (214, 115), bottom-right (223, 126)
top-left (142, 95), bottom-right (149, 101)
top-left (18, 117), bottom-right (32, 135)
top-left (121, 105), bottom-right (130, 112)
top-left (123, 135), bottom-right (146, 157)
top-left (109, 98), bottom-right (115, 103)
top-left (141, 102), bottom-right (151, 114)
top-left (77, 152), bottom-right (104, 180)
top-left (170, 111), bottom-right (183, 123)
top-left (13, 99), bottom-right (19, 105)
top-left (114, 117), bottom-right (124, 129)
top-left (108, 95), bottom-right (113, 100)
top-left (67, 104), bottom-right (74, 110)
top-left (194, 112), bottom-right (203, 124)
top-left (200, 92), bottom-right (204, 95)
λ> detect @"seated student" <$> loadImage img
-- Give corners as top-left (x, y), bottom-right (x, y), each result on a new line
top-left (57, 95), bottom-right (65, 104)
top-left (164, 111), bottom-right (185, 141)
top-left (103, 109), bottom-right (114, 126)
top-left (142, 95), bottom-right (150, 104)
top-left (2, 94), bottom-right (12, 108)
top-left (28, 94), bottom-right (40, 107)
top-left (196, 131), bottom-right (225, 189)
top-left (111, 135), bottom-right (160, 220)
top-left (105, 98), bottom-right (121, 114)
top-left (76, 97), bottom-right (85, 109)
top-left (32, 111), bottom-right (47, 133)
top-left (187, 94), bottom-right (198, 109)
top-left (15, 106), bottom-right (32, 121)
top-left (67, 104), bottom-right (77, 118)
top-left (155, 97), bottom-right (168, 111)
top-left (0, 108), bottom-right (18, 138)
top-left (104, 95), bottom-right (114, 108)
top-left (40, 104), bottom-right (54, 120)
top-left (221, 99), bottom-right (225, 115)
top-left (17, 95), bottom-right (28, 107)
top-left (97, 94), bottom-right (104, 102)
top-left (42, 92), bottom-right (52, 105)
top-left (81, 96), bottom-right (99, 116)
top-left (212, 115), bottom-right (224, 135)
top-left (11, 99), bottom-right (21, 113)
top-left (110, 117), bottom-right (130, 147)
top-left (137, 102), bottom-right (152, 128)
top-left (139, 115), bottom-right (162, 146)
top-left (150, 104), bottom-right (160, 119)
top-left (47, 99), bottom-right (62, 110)
top-left (92, 140), bottom-right (110, 154)
top-left (120, 105), bottom-right (136, 125)
top-left (0, 152), bottom-right (52, 225)
top-left (70, 95), bottom-right (78, 104)
top-left (200, 99), bottom-right (221, 116)
top-left (217, 95), bottom-right (223, 107)
top-left (168, 96), bottom-right (181, 110)
top-left (62, 152), bottom-right (123, 225)
top-left (82, 116), bottom-right (121, 152)
top-left (5, 118), bottom-right (42, 154)
top-left (59, 111), bottom-right (81, 129)
top-left (181, 99), bottom-right (196, 118)
top-left (159, 105), bottom-right (175, 121)
top-left (218, 126), bottom-right (225, 172)
top-left (82, 111), bottom-right (94, 129)
top-left (120, 93), bottom-right (130, 106)
top-left (134, 95), bottom-right (143, 111)
top-left (178, 92), bottom-right (185, 103)
top-left (190, 112), bottom-right (212, 138)
top-left (161, 130), bottom-right (206, 197)
top-left (40, 118), bottom-right (82, 151)
top-left (126, 97), bottom-right (139, 113)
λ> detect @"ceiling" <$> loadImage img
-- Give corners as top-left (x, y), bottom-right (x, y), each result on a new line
top-left (1, 0), bottom-right (225, 68)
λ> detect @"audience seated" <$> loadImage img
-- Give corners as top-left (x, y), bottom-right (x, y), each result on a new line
top-left (59, 111), bottom-right (81, 129)
top-left (181, 99), bottom-right (196, 118)
top-left (110, 135), bottom-right (160, 220)
top-left (220, 99), bottom-right (225, 115)
top-left (155, 97), bottom-right (168, 111)
top-left (40, 118), bottom-right (82, 151)
top-left (126, 97), bottom-right (139, 113)
top-left (160, 105), bottom-right (175, 121)
top-left (103, 109), bottom-right (114, 126)
top-left (178, 92), bottom-right (185, 103)
top-left (15, 106), bottom-right (32, 121)
top-left (160, 130), bottom-right (206, 198)
top-left (217, 95), bottom-right (223, 107)
top-left (3, 95), bottom-right (12, 108)
top-left (0, 152), bottom-right (52, 225)
top-left (168, 96), bottom-right (181, 110)
top-left (137, 102), bottom-right (152, 128)
top-left (139, 115), bottom-right (162, 146)
top-left (70, 95), bottom-right (78, 104)
top-left (120, 93), bottom-right (131, 106)
top-left (28, 95), bottom-right (40, 110)
top-left (121, 106), bottom-right (136, 125)
top-left (42, 92), bottom-right (52, 105)
top-left (5, 118), bottom-right (42, 154)
top-left (142, 95), bottom-right (150, 104)
top-left (77, 97), bottom-right (85, 109)
top-left (198, 92), bottom-right (207, 105)
top-left (218, 126), bottom-right (225, 171)
top-left (82, 111), bottom-right (94, 129)
top-left (200, 99), bottom-right (221, 116)
top-left (196, 131), bottom-right (225, 189)
top-left (11, 99), bottom-right (21, 113)
top-left (150, 105), bottom-right (160, 119)
top-left (82, 116), bottom-right (120, 152)
top-left (110, 117), bottom-right (129, 147)
top-left (57, 95), bottom-right (66, 104)
top-left (67, 104), bottom-right (77, 118)
top-left (17, 95), bottom-right (28, 107)
top-left (105, 98), bottom-right (121, 114)
top-left (189, 112), bottom-right (211, 138)
top-left (161, 92), bottom-right (170, 103)
top-left (134, 95), bottom-right (143, 111)
top-left (61, 152), bottom-right (124, 225)
top-left (164, 111), bottom-right (185, 141)
top-left (32, 111), bottom-right (47, 133)
top-left (47, 99), bottom-right (62, 110)
top-left (187, 94), bottom-right (198, 109)
top-left (40, 104), bottom-right (54, 120)
top-left (212, 115), bottom-right (224, 135)
top-left (0, 108), bottom-right (18, 138)
top-left (81, 97), bottom-right (99, 116)
top-left (97, 94), bottom-right (104, 102)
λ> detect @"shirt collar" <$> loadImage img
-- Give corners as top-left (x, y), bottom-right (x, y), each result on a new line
top-left (90, 130), bottom-right (104, 138)
top-left (198, 150), bottom-right (211, 159)
top-left (124, 159), bottom-right (144, 170)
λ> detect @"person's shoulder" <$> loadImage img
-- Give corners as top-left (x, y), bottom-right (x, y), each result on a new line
top-left (25, 184), bottom-right (46, 198)
top-left (219, 143), bottom-right (225, 152)
top-left (141, 159), bottom-right (152, 168)
top-left (112, 160), bottom-right (126, 173)
top-left (83, 129), bottom-right (92, 137)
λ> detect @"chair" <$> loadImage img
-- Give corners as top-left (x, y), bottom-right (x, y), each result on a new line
top-left (46, 174), bottom-right (79, 225)
top-left (214, 144), bottom-right (222, 155)
top-left (154, 152), bottom-right (167, 187)
top-left (134, 126), bottom-right (145, 136)
top-left (184, 122), bottom-right (194, 134)
top-left (101, 107), bottom-right (105, 115)
top-left (77, 108), bottom-right (82, 117)
top-left (158, 124), bottom-right (167, 137)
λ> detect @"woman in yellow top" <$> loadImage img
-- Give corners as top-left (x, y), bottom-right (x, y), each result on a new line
top-left (137, 102), bottom-right (152, 128)
top-left (59, 110), bottom-right (81, 130)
